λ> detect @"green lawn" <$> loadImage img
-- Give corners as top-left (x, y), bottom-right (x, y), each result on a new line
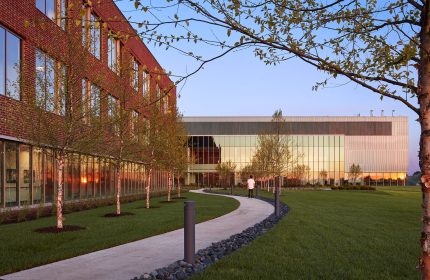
top-left (0, 192), bottom-right (239, 275)
top-left (193, 187), bottom-right (421, 280)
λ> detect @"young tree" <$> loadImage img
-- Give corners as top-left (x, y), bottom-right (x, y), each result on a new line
top-left (349, 163), bottom-right (363, 185)
top-left (216, 160), bottom-right (237, 187)
top-left (101, 59), bottom-right (147, 215)
top-left (319, 170), bottom-right (328, 185)
top-left (172, 114), bottom-right (189, 199)
top-left (159, 108), bottom-right (188, 201)
top-left (142, 103), bottom-right (169, 208)
top-left (253, 110), bottom-right (296, 192)
top-left (14, 20), bottom-right (105, 230)
top-left (290, 164), bottom-right (311, 186)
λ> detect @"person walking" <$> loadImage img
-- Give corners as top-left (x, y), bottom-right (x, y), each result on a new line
top-left (247, 175), bottom-right (255, 198)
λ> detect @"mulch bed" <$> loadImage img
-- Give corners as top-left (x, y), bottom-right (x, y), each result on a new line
top-left (103, 212), bottom-right (135, 218)
top-left (135, 206), bottom-right (161, 209)
top-left (159, 200), bottom-right (176, 204)
top-left (34, 225), bottom-right (86, 234)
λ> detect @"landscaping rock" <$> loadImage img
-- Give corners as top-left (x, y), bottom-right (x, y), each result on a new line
top-left (132, 193), bottom-right (289, 280)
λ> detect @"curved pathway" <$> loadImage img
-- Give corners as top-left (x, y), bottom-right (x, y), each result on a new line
top-left (1, 190), bottom-right (273, 280)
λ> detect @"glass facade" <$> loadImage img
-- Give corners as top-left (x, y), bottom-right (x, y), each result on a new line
top-left (187, 134), bottom-right (406, 187)
top-left (0, 140), bottom-right (169, 209)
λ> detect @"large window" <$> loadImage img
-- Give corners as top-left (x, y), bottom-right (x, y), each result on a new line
top-left (5, 142), bottom-right (17, 207)
top-left (19, 145), bottom-right (30, 205)
top-left (131, 58), bottom-right (139, 91)
top-left (36, 49), bottom-right (66, 115)
top-left (142, 70), bottom-right (150, 98)
top-left (36, 0), bottom-right (67, 30)
top-left (82, 5), bottom-right (101, 59)
top-left (131, 110), bottom-right (139, 134)
top-left (82, 79), bottom-right (100, 120)
top-left (107, 94), bottom-right (119, 118)
top-left (0, 26), bottom-right (20, 100)
top-left (108, 31), bottom-right (120, 74)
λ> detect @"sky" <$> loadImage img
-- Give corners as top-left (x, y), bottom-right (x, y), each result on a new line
top-left (116, 1), bottom-right (420, 175)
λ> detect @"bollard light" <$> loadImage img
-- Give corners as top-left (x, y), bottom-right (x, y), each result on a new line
top-left (184, 201), bottom-right (195, 263)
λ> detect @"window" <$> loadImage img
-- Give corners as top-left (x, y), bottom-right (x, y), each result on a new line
top-left (107, 94), bottom-right (119, 118)
top-left (131, 58), bottom-right (139, 91)
top-left (36, 0), bottom-right (67, 30)
top-left (35, 49), bottom-right (66, 115)
top-left (108, 31), bottom-right (120, 74)
top-left (142, 70), bottom-right (150, 97)
top-left (82, 79), bottom-right (100, 119)
top-left (0, 26), bottom-right (20, 100)
top-left (156, 84), bottom-right (161, 108)
top-left (82, 5), bottom-right (101, 59)
top-left (131, 110), bottom-right (139, 133)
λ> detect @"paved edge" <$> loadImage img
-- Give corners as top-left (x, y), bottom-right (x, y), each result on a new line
top-left (134, 190), bottom-right (288, 280)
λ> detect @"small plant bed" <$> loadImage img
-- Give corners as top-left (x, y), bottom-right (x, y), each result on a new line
top-left (0, 192), bottom-right (239, 275)
top-left (103, 212), bottom-right (135, 218)
top-left (159, 200), bottom-right (177, 204)
top-left (34, 225), bottom-right (86, 234)
top-left (135, 205), bottom-right (161, 209)
top-left (330, 185), bottom-right (376, 191)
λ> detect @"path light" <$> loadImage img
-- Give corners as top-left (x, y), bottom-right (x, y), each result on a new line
top-left (184, 201), bottom-right (195, 264)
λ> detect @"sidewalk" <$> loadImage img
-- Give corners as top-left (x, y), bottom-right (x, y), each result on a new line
top-left (2, 190), bottom-right (274, 280)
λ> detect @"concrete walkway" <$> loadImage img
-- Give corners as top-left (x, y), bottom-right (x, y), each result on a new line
top-left (2, 190), bottom-right (273, 280)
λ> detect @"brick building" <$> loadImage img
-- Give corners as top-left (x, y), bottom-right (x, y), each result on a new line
top-left (0, 0), bottom-right (176, 208)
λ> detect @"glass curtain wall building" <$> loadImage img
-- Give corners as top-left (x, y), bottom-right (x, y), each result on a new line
top-left (0, 140), bottom-right (169, 208)
top-left (184, 116), bottom-right (408, 187)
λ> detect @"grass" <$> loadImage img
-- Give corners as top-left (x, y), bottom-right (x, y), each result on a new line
top-left (0, 192), bottom-right (239, 275)
top-left (192, 187), bottom-right (421, 280)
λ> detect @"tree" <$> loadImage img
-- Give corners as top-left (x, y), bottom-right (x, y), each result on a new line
top-left (319, 170), bottom-right (328, 185)
top-left (216, 160), bottom-right (237, 187)
top-left (159, 108), bottom-right (188, 201)
top-left (253, 110), bottom-right (296, 191)
top-left (101, 54), bottom-right (149, 215)
top-left (141, 103), bottom-right (169, 208)
top-left (132, 0), bottom-right (428, 274)
top-left (290, 164), bottom-right (311, 186)
top-left (171, 114), bottom-right (189, 199)
top-left (349, 163), bottom-right (363, 185)
top-left (13, 19), bottom-right (106, 230)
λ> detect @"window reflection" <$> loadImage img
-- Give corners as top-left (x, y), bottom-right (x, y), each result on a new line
top-left (5, 142), bottom-right (17, 207)
top-left (0, 26), bottom-right (20, 100)
top-left (188, 135), bottom-right (349, 185)
top-left (19, 145), bottom-right (30, 204)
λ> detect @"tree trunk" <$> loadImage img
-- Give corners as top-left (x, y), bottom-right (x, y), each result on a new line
top-left (419, 3), bottom-right (430, 278)
top-left (56, 154), bottom-right (64, 230)
top-left (177, 175), bottom-right (181, 198)
top-left (116, 167), bottom-right (121, 215)
top-left (146, 168), bottom-right (152, 209)
top-left (168, 171), bottom-right (172, 202)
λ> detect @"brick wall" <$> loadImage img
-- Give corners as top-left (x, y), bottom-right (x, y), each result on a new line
top-left (0, 0), bottom-right (176, 142)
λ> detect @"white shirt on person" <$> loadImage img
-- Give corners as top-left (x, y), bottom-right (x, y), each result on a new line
top-left (247, 178), bottom-right (255, 189)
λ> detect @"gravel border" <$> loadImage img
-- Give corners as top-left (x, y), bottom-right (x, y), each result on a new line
top-left (131, 190), bottom-right (289, 280)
